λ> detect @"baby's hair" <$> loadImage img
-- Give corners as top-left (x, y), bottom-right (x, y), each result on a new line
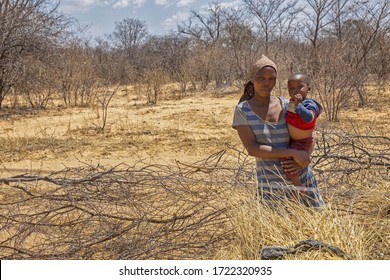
top-left (289, 73), bottom-right (311, 86)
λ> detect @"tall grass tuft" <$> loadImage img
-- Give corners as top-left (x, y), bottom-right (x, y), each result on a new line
top-left (216, 189), bottom-right (380, 260)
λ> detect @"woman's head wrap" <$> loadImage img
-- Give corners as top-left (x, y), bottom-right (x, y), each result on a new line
top-left (239, 55), bottom-right (277, 103)
top-left (249, 54), bottom-right (278, 80)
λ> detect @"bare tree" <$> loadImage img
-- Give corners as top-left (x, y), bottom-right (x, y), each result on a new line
top-left (109, 17), bottom-right (148, 84)
top-left (293, 0), bottom-right (390, 120)
top-left (301, 0), bottom-right (338, 74)
top-left (302, 0), bottom-right (337, 46)
top-left (222, 7), bottom-right (259, 81)
top-left (144, 68), bottom-right (167, 104)
top-left (94, 83), bottom-right (118, 132)
top-left (327, 0), bottom-right (362, 41)
top-left (178, 3), bottom-right (230, 89)
top-left (143, 34), bottom-right (191, 97)
top-left (53, 39), bottom-right (100, 107)
top-left (112, 17), bottom-right (148, 50)
top-left (178, 2), bottom-right (225, 47)
top-left (346, 0), bottom-right (390, 106)
top-left (16, 46), bottom-right (57, 108)
top-left (90, 40), bottom-right (125, 131)
top-left (307, 0), bottom-right (390, 119)
top-left (310, 42), bottom-right (356, 121)
top-left (0, 0), bottom-right (70, 109)
top-left (243, 0), bottom-right (300, 54)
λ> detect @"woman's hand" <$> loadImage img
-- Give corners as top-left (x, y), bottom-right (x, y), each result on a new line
top-left (281, 158), bottom-right (302, 175)
top-left (290, 150), bottom-right (310, 168)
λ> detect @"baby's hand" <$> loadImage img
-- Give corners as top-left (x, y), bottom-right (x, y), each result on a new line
top-left (292, 94), bottom-right (303, 106)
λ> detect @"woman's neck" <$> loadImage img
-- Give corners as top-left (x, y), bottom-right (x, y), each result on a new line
top-left (251, 95), bottom-right (274, 107)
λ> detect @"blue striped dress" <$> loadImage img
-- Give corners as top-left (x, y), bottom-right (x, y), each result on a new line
top-left (232, 97), bottom-right (324, 207)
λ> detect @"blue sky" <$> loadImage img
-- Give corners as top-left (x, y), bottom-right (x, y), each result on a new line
top-left (58, 0), bottom-right (238, 37)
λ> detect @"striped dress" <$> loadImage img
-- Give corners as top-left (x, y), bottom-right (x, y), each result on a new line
top-left (232, 97), bottom-right (324, 207)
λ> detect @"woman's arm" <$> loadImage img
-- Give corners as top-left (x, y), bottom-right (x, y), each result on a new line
top-left (236, 125), bottom-right (310, 167)
top-left (281, 138), bottom-right (315, 174)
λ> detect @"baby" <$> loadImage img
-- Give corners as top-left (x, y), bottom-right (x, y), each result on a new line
top-left (285, 73), bottom-right (323, 189)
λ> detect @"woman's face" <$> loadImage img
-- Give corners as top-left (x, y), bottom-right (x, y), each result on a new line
top-left (252, 66), bottom-right (277, 97)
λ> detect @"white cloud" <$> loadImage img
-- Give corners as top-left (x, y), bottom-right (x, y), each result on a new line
top-left (177, 0), bottom-right (195, 7)
top-left (112, 0), bottom-right (130, 8)
top-left (218, 0), bottom-right (241, 9)
top-left (163, 10), bottom-right (190, 28)
top-left (59, 0), bottom-right (238, 36)
top-left (112, 0), bottom-right (147, 8)
top-left (58, 0), bottom-right (101, 12)
top-left (59, 0), bottom-right (146, 12)
top-left (154, 0), bottom-right (195, 7)
top-left (79, 0), bottom-right (100, 6)
top-left (155, 0), bottom-right (170, 5)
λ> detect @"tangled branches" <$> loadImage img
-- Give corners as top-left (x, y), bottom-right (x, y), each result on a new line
top-left (0, 128), bottom-right (388, 260)
top-left (312, 127), bottom-right (389, 184)
top-left (0, 155), bottom-right (239, 260)
top-left (311, 127), bottom-right (389, 220)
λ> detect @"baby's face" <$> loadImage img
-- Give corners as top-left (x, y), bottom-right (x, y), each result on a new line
top-left (287, 77), bottom-right (310, 99)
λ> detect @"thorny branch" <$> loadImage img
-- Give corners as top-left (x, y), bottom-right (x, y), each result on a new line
top-left (0, 158), bottom-right (233, 260)
top-left (312, 128), bottom-right (389, 181)
top-left (0, 128), bottom-right (388, 259)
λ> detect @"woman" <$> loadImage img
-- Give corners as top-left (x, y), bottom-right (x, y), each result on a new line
top-left (232, 55), bottom-right (324, 207)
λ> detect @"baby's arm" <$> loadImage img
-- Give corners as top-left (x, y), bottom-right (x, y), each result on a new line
top-left (295, 99), bottom-right (320, 122)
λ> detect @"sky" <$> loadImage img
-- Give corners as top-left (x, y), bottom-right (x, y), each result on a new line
top-left (58, 0), bottom-right (238, 38)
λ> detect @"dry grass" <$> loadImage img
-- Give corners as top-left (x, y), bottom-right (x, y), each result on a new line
top-left (217, 192), bottom-right (384, 260)
top-left (0, 84), bottom-right (388, 259)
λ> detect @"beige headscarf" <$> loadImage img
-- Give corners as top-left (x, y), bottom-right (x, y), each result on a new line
top-left (249, 54), bottom-right (277, 80)
top-left (239, 55), bottom-right (277, 103)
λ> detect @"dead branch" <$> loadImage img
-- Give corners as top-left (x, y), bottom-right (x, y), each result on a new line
top-left (0, 127), bottom-right (388, 259)
top-left (312, 127), bottom-right (389, 183)
top-left (0, 158), bottom-right (233, 260)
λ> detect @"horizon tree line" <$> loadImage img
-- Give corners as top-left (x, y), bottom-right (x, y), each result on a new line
top-left (0, 0), bottom-right (389, 121)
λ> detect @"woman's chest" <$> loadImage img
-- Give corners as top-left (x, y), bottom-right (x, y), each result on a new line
top-left (251, 105), bottom-right (283, 123)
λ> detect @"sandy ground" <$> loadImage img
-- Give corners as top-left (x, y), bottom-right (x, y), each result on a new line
top-left (0, 88), bottom-right (242, 176)
top-left (0, 85), bottom-right (389, 260)
top-left (0, 84), bottom-right (389, 177)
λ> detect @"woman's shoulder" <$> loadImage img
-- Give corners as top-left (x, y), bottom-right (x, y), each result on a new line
top-left (277, 96), bottom-right (289, 102)
top-left (277, 96), bottom-right (289, 108)
top-left (236, 100), bottom-right (249, 110)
